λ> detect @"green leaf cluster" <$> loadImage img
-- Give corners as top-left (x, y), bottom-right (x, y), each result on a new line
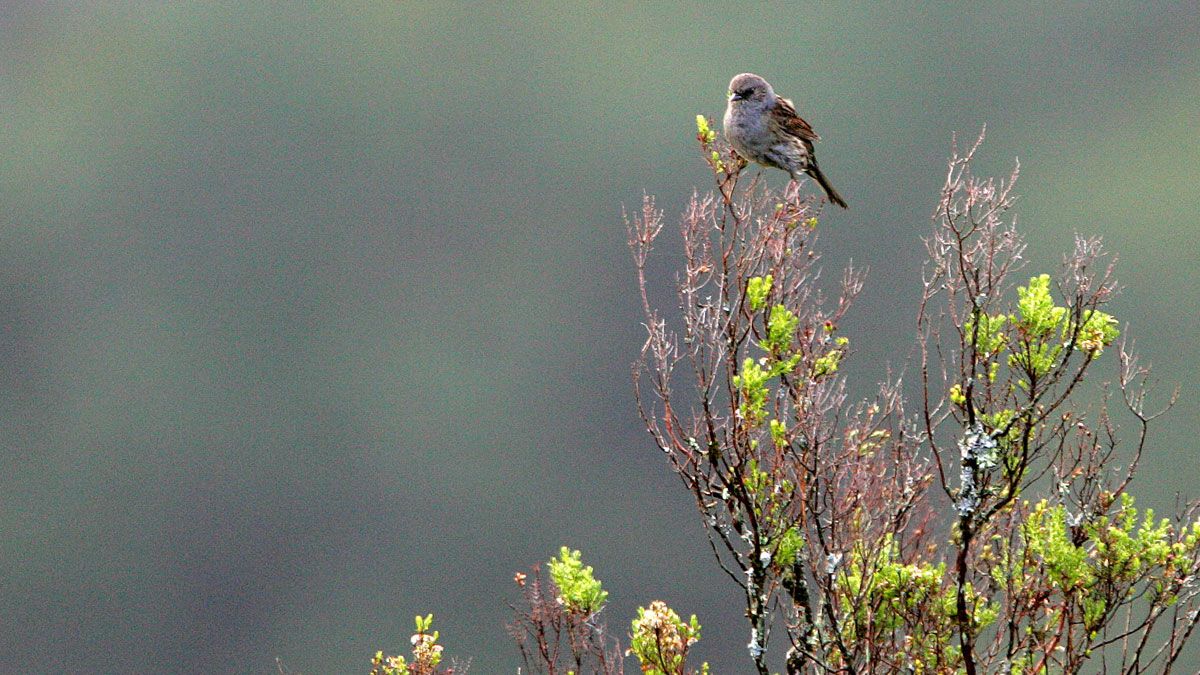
top-left (733, 301), bottom-right (804, 426)
top-left (733, 358), bottom-right (772, 427)
top-left (742, 459), bottom-right (802, 565)
top-left (966, 312), bottom-right (1007, 360)
top-left (1070, 309), bottom-right (1120, 356)
top-left (765, 304), bottom-right (799, 356)
top-left (957, 275), bottom-right (1120, 406)
top-left (548, 547), bottom-right (609, 615)
top-left (709, 151), bottom-right (724, 173)
top-left (743, 458), bottom-right (795, 516)
top-left (734, 278), bottom-right (817, 429)
top-left (769, 419), bottom-right (788, 448)
top-left (1011, 274), bottom-right (1066, 339)
top-left (774, 526), bottom-right (805, 567)
top-left (747, 275), bottom-right (772, 311)
top-left (1018, 495), bottom-right (1200, 633)
top-left (949, 383), bottom-right (967, 407)
top-left (812, 336), bottom-right (848, 380)
top-left (371, 614), bottom-right (443, 675)
top-left (1007, 275), bottom-right (1067, 379)
top-left (629, 601), bottom-right (709, 675)
top-left (749, 455), bottom-right (795, 492)
top-left (1021, 501), bottom-right (1093, 591)
top-left (838, 535), bottom-right (996, 669)
top-left (1002, 274), bottom-right (1121, 381)
top-left (695, 116), bottom-right (724, 172)
top-left (695, 114), bottom-right (715, 144)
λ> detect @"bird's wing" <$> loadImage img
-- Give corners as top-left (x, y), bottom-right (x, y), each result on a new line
top-left (770, 97), bottom-right (821, 144)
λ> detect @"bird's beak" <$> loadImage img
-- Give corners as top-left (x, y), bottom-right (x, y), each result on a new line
top-left (728, 90), bottom-right (742, 101)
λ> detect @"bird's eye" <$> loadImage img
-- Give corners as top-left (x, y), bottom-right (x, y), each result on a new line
top-left (738, 88), bottom-right (753, 99)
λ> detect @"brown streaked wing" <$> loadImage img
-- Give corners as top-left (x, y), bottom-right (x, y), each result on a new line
top-left (769, 97), bottom-right (820, 144)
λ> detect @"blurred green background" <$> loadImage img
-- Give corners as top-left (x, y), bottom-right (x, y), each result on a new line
top-left (2, 2), bottom-right (1198, 672)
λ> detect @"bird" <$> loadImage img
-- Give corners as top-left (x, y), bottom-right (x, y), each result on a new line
top-left (723, 73), bottom-right (847, 209)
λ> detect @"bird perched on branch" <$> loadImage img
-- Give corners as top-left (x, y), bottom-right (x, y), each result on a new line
top-left (723, 72), bottom-right (847, 209)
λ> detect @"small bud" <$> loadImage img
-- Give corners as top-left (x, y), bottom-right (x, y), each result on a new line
top-left (710, 150), bottom-right (725, 173)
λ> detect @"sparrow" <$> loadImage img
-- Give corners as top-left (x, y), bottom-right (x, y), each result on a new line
top-left (723, 73), bottom-right (847, 209)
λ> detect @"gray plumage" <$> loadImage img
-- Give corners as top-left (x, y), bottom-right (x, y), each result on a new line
top-left (723, 73), bottom-right (847, 209)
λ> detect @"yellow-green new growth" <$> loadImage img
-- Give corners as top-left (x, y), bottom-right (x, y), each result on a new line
top-left (765, 304), bottom-right (799, 356)
top-left (774, 526), bottom-right (805, 567)
top-left (733, 358), bottom-right (772, 426)
top-left (997, 275), bottom-right (1119, 381)
top-left (1011, 274), bottom-right (1066, 339)
top-left (1016, 494), bottom-right (1200, 633)
top-left (769, 418), bottom-right (788, 447)
top-left (629, 600), bottom-right (708, 675)
top-left (548, 547), bottom-right (609, 615)
top-left (812, 337), bottom-right (849, 379)
top-left (965, 312), bottom-right (1007, 359)
top-left (695, 115), bottom-right (716, 144)
top-left (1009, 275), bottom-right (1067, 379)
top-left (710, 151), bottom-right (725, 173)
top-left (1070, 309), bottom-right (1119, 356)
top-left (747, 275), bottom-right (773, 311)
top-left (370, 614), bottom-right (444, 675)
top-left (838, 535), bottom-right (997, 668)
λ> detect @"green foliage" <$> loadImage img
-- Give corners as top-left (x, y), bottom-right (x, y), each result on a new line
top-left (765, 304), bottom-right (799, 356)
top-left (1018, 494), bottom-right (1200, 634)
top-left (1009, 340), bottom-right (1062, 381)
top-left (1022, 501), bottom-right (1094, 591)
top-left (628, 601), bottom-right (709, 675)
top-left (812, 336), bottom-right (848, 379)
top-left (988, 275), bottom-right (1122, 383)
top-left (743, 458), bottom-right (795, 514)
top-left (1011, 274), bottom-right (1066, 340)
top-left (979, 408), bottom-right (1018, 441)
top-left (837, 535), bottom-right (997, 669)
top-left (733, 358), bottom-right (771, 427)
top-left (774, 526), bottom-right (805, 567)
top-left (695, 116), bottom-right (724, 172)
top-left (1006, 275), bottom-right (1066, 380)
top-left (735, 283), bottom-right (813, 426)
top-left (741, 458), bottom-right (801, 568)
top-left (1091, 494), bottom-right (1178, 585)
top-left (957, 275), bottom-right (1120, 402)
top-left (769, 418), bottom-right (788, 448)
top-left (1070, 309), bottom-right (1120, 356)
top-left (414, 614), bottom-right (434, 633)
top-left (371, 615), bottom-right (444, 675)
top-left (747, 275), bottom-right (773, 311)
top-left (548, 547), bottom-right (609, 615)
top-left (695, 114), bottom-right (715, 145)
top-left (966, 311), bottom-right (1008, 359)
top-left (709, 151), bottom-right (724, 174)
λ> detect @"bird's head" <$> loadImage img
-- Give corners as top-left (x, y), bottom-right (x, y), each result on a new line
top-left (727, 73), bottom-right (773, 106)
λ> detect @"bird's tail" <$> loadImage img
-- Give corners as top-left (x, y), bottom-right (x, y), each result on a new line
top-left (807, 163), bottom-right (848, 209)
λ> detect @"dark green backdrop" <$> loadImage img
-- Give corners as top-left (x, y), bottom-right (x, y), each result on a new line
top-left (2, 2), bottom-right (1198, 672)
